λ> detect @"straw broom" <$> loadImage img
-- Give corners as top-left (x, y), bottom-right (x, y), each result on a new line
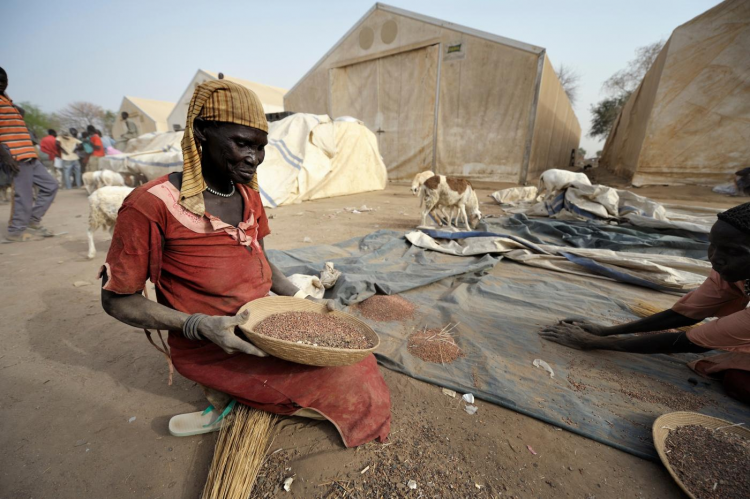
top-left (202, 404), bottom-right (277, 499)
top-left (629, 301), bottom-right (694, 333)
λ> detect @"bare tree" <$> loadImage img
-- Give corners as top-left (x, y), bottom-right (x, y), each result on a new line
top-left (54, 101), bottom-right (106, 131)
top-left (589, 39), bottom-right (666, 139)
top-left (603, 40), bottom-right (665, 96)
top-left (556, 64), bottom-right (581, 106)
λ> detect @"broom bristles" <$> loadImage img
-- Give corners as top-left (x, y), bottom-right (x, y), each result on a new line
top-left (629, 301), bottom-right (694, 333)
top-left (202, 404), bottom-right (276, 499)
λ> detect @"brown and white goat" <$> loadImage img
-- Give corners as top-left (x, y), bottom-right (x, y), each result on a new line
top-left (411, 170), bottom-right (435, 195)
top-left (419, 175), bottom-right (481, 231)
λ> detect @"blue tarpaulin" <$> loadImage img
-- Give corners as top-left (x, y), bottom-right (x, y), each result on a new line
top-left (266, 224), bottom-right (746, 460)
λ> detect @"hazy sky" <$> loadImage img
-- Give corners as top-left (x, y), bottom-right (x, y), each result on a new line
top-left (3, 0), bottom-right (720, 154)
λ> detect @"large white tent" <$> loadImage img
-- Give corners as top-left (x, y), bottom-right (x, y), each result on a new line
top-left (112, 96), bottom-right (174, 142)
top-left (285, 3), bottom-right (581, 182)
top-left (600, 0), bottom-right (750, 186)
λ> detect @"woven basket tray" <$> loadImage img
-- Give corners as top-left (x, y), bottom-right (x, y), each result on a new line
top-left (238, 296), bottom-right (379, 367)
top-left (652, 411), bottom-right (750, 499)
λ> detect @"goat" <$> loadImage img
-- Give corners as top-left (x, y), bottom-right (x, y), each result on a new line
top-left (83, 170), bottom-right (126, 195)
top-left (87, 186), bottom-right (133, 259)
top-left (412, 170), bottom-right (455, 224)
top-left (411, 170), bottom-right (435, 195)
top-left (537, 169), bottom-right (591, 199)
top-left (419, 175), bottom-right (481, 231)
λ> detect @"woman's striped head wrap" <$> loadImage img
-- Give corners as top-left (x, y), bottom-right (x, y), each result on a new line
top-left (180, 79), bottom-right (268, 216)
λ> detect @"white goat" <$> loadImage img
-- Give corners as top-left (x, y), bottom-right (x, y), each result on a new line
top-left (87, 186), bottom-right (133, 259)
top-left (537, 169), bottom-right (591, 199)
top-left (419, 175), bottom-right (481, 231)
top-left (83, 170), bottom-right (126, 195)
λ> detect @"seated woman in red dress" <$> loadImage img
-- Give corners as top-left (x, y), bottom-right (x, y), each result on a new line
top-left (99, 80), bottom-right (390, 447)
top-left (540, 202), bottom-right (750, 405)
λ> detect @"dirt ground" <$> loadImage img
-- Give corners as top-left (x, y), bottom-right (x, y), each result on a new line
top-left (0, 179), bottom-right (740, 498)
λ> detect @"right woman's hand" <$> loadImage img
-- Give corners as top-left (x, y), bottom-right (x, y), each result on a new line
top-left (197, 310), bottom-right (268, 357)
top-left (559, 318), bottom-right (609, 336)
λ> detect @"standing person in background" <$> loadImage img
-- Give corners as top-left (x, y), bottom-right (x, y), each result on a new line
top-left (39, 129), bottom-right (61, 183)
top-left (79, 131), bottom-right (93, 172)
top-left (39, 129), bottom-right (58, 162)
top-left (98, 128), bottom-right (115, 152)
top-left (0, 67), bottom-right (58, 242)
top-left (115, 111), bottom-right (138, 151)
top-left (86, 125), bottom-right (105, 171)
top-left (57, 130), bottom-right (82, 190)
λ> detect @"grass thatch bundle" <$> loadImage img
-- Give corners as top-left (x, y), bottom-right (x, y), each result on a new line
top-left (629, 301), bottom-right (694, 333)
top-left (202, 404), bottom-right (276, 499)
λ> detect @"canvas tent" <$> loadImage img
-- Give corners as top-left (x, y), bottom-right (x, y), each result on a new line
top-left (112, 96), bottom-right (174, 141)
top-left (284, 3), bottom-right (581, 183)
top-left (99, 114), bottom-right (387, 207)
top-left (600, 0), bottom-right (750, 186)
top-left (167, 69), bottom-right (288, 132)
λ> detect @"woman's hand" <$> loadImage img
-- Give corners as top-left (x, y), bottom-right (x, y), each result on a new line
top-left (197, 310), bottom-right (267, 356)
top-left (539, 322), bottom-right (602, 350)
top-left (559, 318), bottom-right (609, 336)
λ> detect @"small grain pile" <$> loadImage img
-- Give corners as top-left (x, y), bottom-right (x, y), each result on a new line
top-left (255, 311), bottom-right (373, 349)
top-left (356, 295), bottom-right (415, 322)
top-left (567, 359), bottom-right (708, 411)
top-left (665, 424), bottom-right (749, 499)
top-left (408, 325), bottom-right (464, 364)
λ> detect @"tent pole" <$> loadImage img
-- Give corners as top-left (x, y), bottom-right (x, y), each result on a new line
top-left (431, 43), bottom-right (443, 174)
top-left (519, 50), bottom-right (546, 186)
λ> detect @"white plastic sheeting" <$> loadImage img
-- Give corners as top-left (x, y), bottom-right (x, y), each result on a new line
top-left (405, 230), bottom-right (710, 295)
top-left (257, 114), bottom-right (387, 208)
top-left (99, 132), bottom-right (184, 181)
top-left (492, 182), bottom-right (716, 233)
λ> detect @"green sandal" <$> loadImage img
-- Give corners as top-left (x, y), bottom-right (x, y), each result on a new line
top-left (168, 400), bottom-right (236, 437)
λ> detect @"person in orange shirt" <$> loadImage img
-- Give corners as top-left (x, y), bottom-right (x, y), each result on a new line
top-left (540, 202), bottom-right (750, 405)
top-left (86, 125), bottom-right (105, 172)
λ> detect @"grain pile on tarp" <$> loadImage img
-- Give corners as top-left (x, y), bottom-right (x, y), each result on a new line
top-left (265, 221), bottom-right (747, 460)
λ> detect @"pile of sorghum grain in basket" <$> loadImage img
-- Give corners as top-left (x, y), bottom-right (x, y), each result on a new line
top-left (665, 424), bottom-right (749, 499)
top-left (407, 326), bottom-right (464, 364)
top-left (355, 295), bottom-right (416, 322)
top-left (254, 312), bottom-right (374, 349)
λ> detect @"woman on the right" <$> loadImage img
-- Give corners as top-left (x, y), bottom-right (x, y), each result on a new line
top-left (540, 202), bottom-right (750, 405)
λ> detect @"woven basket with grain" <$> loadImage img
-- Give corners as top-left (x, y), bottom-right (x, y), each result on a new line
top-left (629, 301), bottom-right (694, 333)
top-left (652, 411), bottom-right (750, 499)
top-left (238, 296), bottom-right (379, 367)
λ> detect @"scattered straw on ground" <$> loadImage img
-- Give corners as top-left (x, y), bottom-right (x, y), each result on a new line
top-left (202, 404), bottom-right (277, 499)
top-left (665, 424), bottom-right (749, 499)
top-left (407, 324), bottom-right (464, 364)
top-left (355, 295), bottom-right (416, 322)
